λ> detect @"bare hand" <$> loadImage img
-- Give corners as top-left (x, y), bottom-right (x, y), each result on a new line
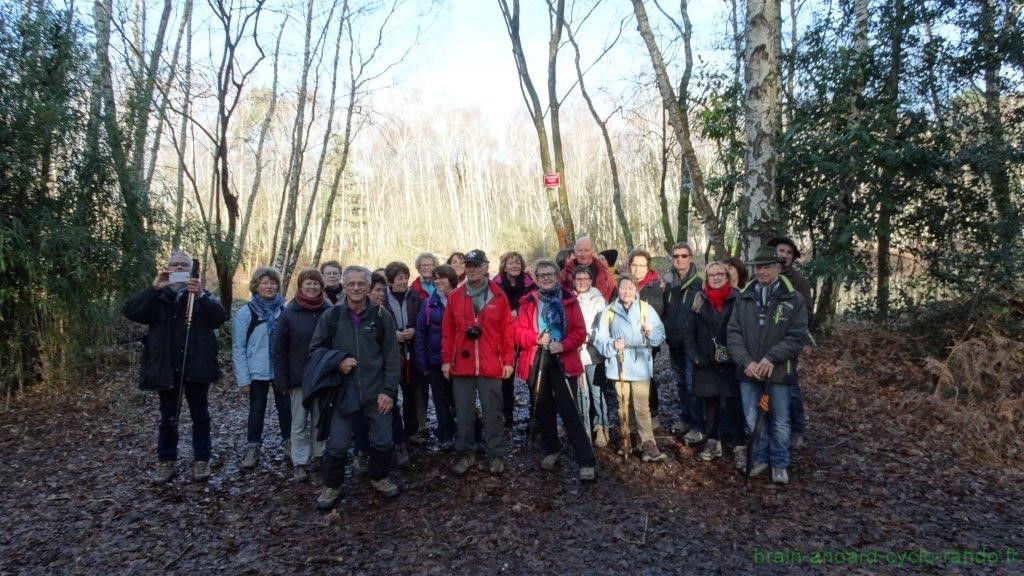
top-left (613, 338), bottom-right (625, 351)
top-left (338, 357), bottom-right (357, 374)
top-left (537, 332), bottom-right (551, 347)
top-left (152, 272), bottom-right (170, 290)
top-left (641, 321), bottom-right (653, 336)
top-left (548, 341), bottom-right (564, 355)
top-left (377, 394), bottom-right (393, 414)
top-left (239, 385), bottom-right (250, 395)
top-left (501, 365), bottom-right (513, 379)
top-left (441, 363), bottom-right (451, 380)
top-left (744, 362), bottom-right (760, 380)
top-left (185, 278), bottom-right (202, 295)
top-left (755, 358), bottom-right (774, 379)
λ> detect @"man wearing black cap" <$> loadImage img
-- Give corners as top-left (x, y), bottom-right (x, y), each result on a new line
top-left (441, 249), bottom-right (515, 476)
top-left (727, 246), bottom-right (809, 485)
top-left (767, 236), bottom-right (812, 449)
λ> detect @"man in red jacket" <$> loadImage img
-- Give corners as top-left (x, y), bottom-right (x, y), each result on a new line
top-left (515, 259), bottom-right (597, 481)
top-left (559, 236), bottom-right (615, 301)
top-left (441, 249), bottom-right (515, 475)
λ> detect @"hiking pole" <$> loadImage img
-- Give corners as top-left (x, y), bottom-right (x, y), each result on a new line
top-left (526, 333), bottom-right (549, 450)
top-left (744, 379), bottom-right (770, 487)
top-left (616, 347), bottom-right (631, 459)
top-left (176, 259), bottom-right (201, 424)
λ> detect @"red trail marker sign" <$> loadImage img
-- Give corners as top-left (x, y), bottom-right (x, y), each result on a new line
top-left (543, 173), bottom-right (560, 188)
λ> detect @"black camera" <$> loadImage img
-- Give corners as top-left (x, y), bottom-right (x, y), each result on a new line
top-left (465, 325), bottom-right (483, 340)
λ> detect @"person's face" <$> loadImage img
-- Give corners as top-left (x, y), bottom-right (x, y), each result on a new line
top-left (671, 248), bottom-right (692, 272)
top-left (505, 257), bottom-right (523, 277)
top-left (300, 279), bottom-right (323, 299)
top-left (368, 282), bottom-right (385, 306)
top-left (465, 262), bottom-right (487, 284)
top-left (322, 266), bottom-right (342, 288)
top-left (707, 265), bottom-right (728, 290)
top-left (435, 277), bottom-right (453, 295)
top-left (574, 240), bottom-right (594, 265)
top-left (417, 260), bottom-right (436, 281)
top-left (574, 273), bottom-right (593, 294)
top-left (344, 273), bottom-right (369, 306)
top-left (257, 276), bottom-right (279, 299)
top-left (617, 280), bottom-right (637, 305)
top-left (775, 244), bottom-right (795, 267)
top-left (629, 256), bottom-right (650, 278)
top-left (535, 266), bottom-right (559, 291)
top-left (391, 272), bottom-right (409, 293)
top-left (449, 255), bottom-right (465, 275)
top-left (755, 263), bottom-right (781, 286)
top-left (166, 255), bottom-right (191, 275)
top-left (725, 264), bottom-right (740, 288)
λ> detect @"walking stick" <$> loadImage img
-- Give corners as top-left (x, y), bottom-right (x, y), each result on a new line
top-left (526, 334), bottom-right (549, 448)
top-left (744, 380), bottom-right (770, 486)
top-left (176, 260), bottom-right (201, 424)
top-left (616, 348), bottom-right (631, 459)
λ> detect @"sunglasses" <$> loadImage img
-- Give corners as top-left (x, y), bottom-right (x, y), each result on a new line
top-left (672, 253), bottom-right (690, 259)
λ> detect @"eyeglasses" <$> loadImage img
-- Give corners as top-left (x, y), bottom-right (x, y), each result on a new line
top-left (322, 271), bottom-right (341, 277)
top-left (344, 281), bottom-right (368, 288)
top-left (536, 272), bottom-right (557, 279)
top-left (708, 272), bottom-right (727, 279)
top-left (630, 262), bottom-right (648, 268)
top-left (574, 276), bottom-right (592, 282)
top-left (672, 253), bottom-right (690, 259)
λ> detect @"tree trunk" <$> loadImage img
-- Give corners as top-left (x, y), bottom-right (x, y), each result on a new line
top-left (632, 0), bottom-right (727, 257)
top-left (740, 0), bottom-right (782, 260)
top-left (877, 0), bottom-right (905, 320)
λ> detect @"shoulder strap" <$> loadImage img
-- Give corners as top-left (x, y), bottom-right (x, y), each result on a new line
top-left (245, 302), bottom-right (266, 347)
top-left (692, 291), bottom-right (704, 313)
top-left (639, 300), bottom-right (648, 325)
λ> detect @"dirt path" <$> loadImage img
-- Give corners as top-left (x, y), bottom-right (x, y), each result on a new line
top-left (1, 349), bottom-right (1021, 575)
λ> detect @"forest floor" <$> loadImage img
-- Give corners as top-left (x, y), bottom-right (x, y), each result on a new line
top-left (1, 325), bottom-right (1022, 575)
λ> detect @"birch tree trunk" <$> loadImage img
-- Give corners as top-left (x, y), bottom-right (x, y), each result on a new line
top-left (740, 0), bottom-right (782, 259)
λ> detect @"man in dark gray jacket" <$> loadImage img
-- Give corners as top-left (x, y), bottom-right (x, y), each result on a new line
top-left (727, 246), bottom-right (809, 486)
top-left (309, 266), bottom-right (401, 511)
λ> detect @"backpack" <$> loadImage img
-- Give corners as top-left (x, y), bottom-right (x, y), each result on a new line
top-left (589, 300), bottom-right (649, 363)
top-left (245, 302), bottom-right (266, 347)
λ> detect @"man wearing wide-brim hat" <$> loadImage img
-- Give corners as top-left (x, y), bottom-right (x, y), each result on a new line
top-left (726, 245), bottom-right (809, 486)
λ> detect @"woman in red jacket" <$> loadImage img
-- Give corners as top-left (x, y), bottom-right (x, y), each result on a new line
top-left (515, 259), bottom-right (597, 482)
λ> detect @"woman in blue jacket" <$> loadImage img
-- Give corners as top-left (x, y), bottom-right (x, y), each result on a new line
top-left (414, 264), bottom-right (459, 449)
top-left (233, 266), bottom-right (290, 469)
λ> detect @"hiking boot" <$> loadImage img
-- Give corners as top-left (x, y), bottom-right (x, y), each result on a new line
top-left (772, 467), bottom-right (789, 485)
top-left (641, 441), bottom-right (667, 463)
top-left (699, 439), bottom-right (723, 461)
top-left (292, 465), bottom-right (309, 483)
top-left (316, 486), bottom-right (341, 511)
top-left (671, 421), bottom-right (690, 435)
top-left (193, 461), bottom-right (211, 482)
top-left (593, 426), bottom-right (608, 448)
top-left (683, 430), bottom-right (706, 445)
top-left (749, 462), bottom-right (769, 477)
top-left (733, 446), bottom-right (747, 471)
top-left (351, 453), bottom-right (368, 476)
top-left (395, 444), bottom-right (410, 469)
top-left (370, 477), bottom-right (400, 498)
top-left (241, 445), bottom-right (260, 469)
top-left (408, 430), bottom-right (428, 445)
top-left (540, 453), bottom-right (560, 470)
top-left (451, 454), bottom-right (476, 476)
top-left (579, 466), bottom-right (596, 482)
top-left (151, 460), bottom-right (176, 485)
top-left (489, 458), bottom-right (505, 475)
top-left (282, 440), bottom-right (292, 465)
top-left (791, 434), bottom-right (805, 450)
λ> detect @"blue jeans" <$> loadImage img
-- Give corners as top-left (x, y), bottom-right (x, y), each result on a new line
top-left (670, 347), bottom-right (705, 433)
top-left (428, 368), bottom-right (456, 443)
top-left (158, 380), bottom-right (211, 461)
top-left (790, 376), bottom-right (806, 435)
top-left (583, 364), bottom-right (609, 429)
top-left (740, 380), bottom-right (791, 468)
top-left (246, 380), bottom-right (291, 445)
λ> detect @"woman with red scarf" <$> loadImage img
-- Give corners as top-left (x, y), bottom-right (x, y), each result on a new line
top-left (683, 261), bottom-right (746, 466)
top-left (272, 268), bottom-right (334, 482)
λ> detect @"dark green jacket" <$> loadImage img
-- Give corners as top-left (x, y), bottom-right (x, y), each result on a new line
top-left (662, 264), bottom-right (703, 348)
top-left (726, 276), bottom-right (809, 384)
top-left (309, 302), bottom-right (400, 407)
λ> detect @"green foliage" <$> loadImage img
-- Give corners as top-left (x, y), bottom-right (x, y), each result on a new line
top-left (0, 5), bottom-right (134, 397)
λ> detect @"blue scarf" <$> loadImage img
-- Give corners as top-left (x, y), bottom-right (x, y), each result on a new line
top-left (249, 293), bottom-right (286, 342)
top-left (538, 286), bottom-right (566, 342)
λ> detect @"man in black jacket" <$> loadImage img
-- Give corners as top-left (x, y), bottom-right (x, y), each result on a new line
top-left (123, 251), bottom-right (227, 485)
top-left (661, 242), bottom-right (706, 443)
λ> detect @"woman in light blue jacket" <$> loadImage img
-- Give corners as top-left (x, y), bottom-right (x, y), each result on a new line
top-left (593, 274), bottom-right (667, 462)
top-left (232, 266), bottom-right (290, 469)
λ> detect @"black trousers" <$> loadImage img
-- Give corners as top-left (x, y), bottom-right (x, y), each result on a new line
top-left (535, 355), bottom-right (596, 467)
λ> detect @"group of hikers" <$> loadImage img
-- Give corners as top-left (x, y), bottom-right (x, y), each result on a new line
top-left (123, 235), bottom-right (812, 511)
